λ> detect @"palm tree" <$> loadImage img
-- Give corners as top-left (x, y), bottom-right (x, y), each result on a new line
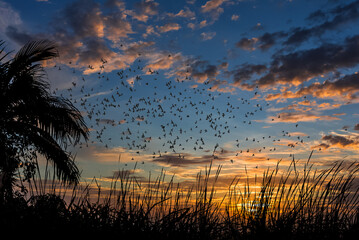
top-left (0, 40), bottom-right (89, 201)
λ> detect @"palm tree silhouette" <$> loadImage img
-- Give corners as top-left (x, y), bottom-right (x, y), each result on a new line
top-left (0, 40), bottom-right (89, 201)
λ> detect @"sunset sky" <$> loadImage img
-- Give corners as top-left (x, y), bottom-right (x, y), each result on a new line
top-left (1, 0), bottom-right (359, 187)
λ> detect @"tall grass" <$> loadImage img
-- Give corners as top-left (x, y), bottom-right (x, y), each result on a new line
top-left (1, 153), bottom-right (359, 239)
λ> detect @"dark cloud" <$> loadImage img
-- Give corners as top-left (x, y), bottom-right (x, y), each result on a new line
top-left (257, 31), bottom-right (288, 50)
top-left (322, 135), bottom-right (356, 146)
top-left (78, 38), bottom-right (115, 66)
top-left (265, 72), bottom-right (359, 102)
top-left (285, 0), bottom-right (359, 46)
top-left (128, 0), bottom-right (159, 22)
top-left (297, 73), bottom-right (359, 100)
top-left (253, 35), bottom-right (359, 89)
top-left (236, 31), bottom-right (288, 52)
top-left (134, 0), bottom-right (158, 14)
top-left (235, 37), bottom-right (257, 51)
top-left (152, 153), bottom-right (224, 167)
top-left (305, 9), bottom-right (328, 23)
top-left (5, 26), bottom-right (37, 45)
top-left (110, 169), bottom-right (145, 181)
top-left (192, 63), bottom-right (219, 83)
top-left (61, 0), bottom-right (104, 38)
top-left (231, 63), bottom-right (267, 85)
top-left (354, 124), bottom-right (359, 131)
top-left (104, 12), bottom-right (134, 41)
top-left (173, 59), bottom-right (226, 84)
top-left (312, 134), bottom-right (359, 151)
top-left (104, 0), bottom-right (126, 9)
top-left (96, 118), bottom-right (118, 126)
top-left (235, 1), bottom-right (359, 52)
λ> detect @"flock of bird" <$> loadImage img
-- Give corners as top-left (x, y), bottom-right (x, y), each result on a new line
top-left (53, 57), bottom-right (310, 166)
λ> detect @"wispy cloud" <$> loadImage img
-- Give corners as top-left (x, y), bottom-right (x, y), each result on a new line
top-left (201, 31), bottom-right (216, 41)
top-left (157, 22), bottom-right (181, 33)
top-left (125, 0), bottom-right (159, 22)
top-left (266, 112), bottom-right (341, 123)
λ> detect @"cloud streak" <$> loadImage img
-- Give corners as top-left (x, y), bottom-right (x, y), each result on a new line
top-left (313, 134), bottom-right (359, 151)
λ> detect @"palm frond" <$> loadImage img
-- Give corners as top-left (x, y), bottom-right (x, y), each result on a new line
top-left (6, 121), bottom-right (80, 185)
top-left (14, 39), bottom-right (59, 66)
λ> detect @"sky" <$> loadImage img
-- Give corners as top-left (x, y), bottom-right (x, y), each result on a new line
top-left (1, 0), bottom-right (359, 188)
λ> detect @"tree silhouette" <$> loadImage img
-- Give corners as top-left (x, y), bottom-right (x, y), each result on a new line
top-left (0, 40), bottom-right (89, 201)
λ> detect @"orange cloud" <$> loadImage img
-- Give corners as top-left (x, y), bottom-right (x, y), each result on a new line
top-left (168, 7), bottom-right (195, 19)
top-left (145, 52), bottom-right (183, 71)
top-left (125, 0), bottom-right (158, 22)
top-left (264, 73), bottom-right (359, 104)
top-left (201, 0), bottom-right (226, 13)
top-left (267, 112), bottom-right (341, 123)
top-left (104, 14), bottom-right (134, 42)
top-left (157, 23), bottom-right (181, 33)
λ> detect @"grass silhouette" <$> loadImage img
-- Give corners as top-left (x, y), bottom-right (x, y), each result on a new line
top-left (1, 152), bottom-right (359, 239)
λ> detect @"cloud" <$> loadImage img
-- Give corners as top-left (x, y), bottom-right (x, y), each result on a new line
top-left (168, 7), bottom-right (195, 19)
top-left (235, 37), bottom-right (258, 51)
top-left (105, 0), bottom-right (126, 9)
top-left (0, 1), bottom-right (23, 48)
top-left (157, 22), bottom-right (181, 33)
top-left (240, 35), bottom-right (359, 90)
top-left (289, 132), bottom-right (308, 137)
top-left (231, 14), bottom-right (239, 21)
top-left (201, 0), bottom-right (226, 21)
top-left (266, 112), bottom-right (341, 123)
top-left (233, 1), bottom-right (359, 54)
top-left (62, 0), bottom-right (105, 38)
top-left (209, 80), bottom-right (236, 93)
top-left (142, 25), bottom-right (159, 38)
top-left (97, 118), bottom-right (117, 126)
top-left (355, 124), bottom-right (359, 131)
top-left (317, 102), bottom-right (342, 110)
top-left (5, 26), bottom-right (41, 46)
top-left (200, 31), bottom-right (216, 41)
top-left (144, 52), bottom-right (183, 71)
top-left (126, 0), bottom-right (158, 22)
top-left (190, 61), bottom-right (221, 83)
top-left (201, 0), bottom-right (226, 12)
top-left (187, 22), bottom-right (196, 30)
top-left (265, 73), bottom-right (359, 102)
top-left (231, 63), bottom-right (267, 84)
top-left (103, 12), bottom-right (134, 42)
top-left (313, 134), bottom-right (359, 151)
top-left (111, 169), bottom-right (145, 180)
top-left (165, 57), bottom-right (225, 84)
top-left (152, 153), bottom-right (225, 167)
top-left (285, 0), bottom-right (359, 46)
top-left (229, 2), bottom-right (359, 92)
top-left (0, 1), bottom-right (21, 31)
top-left (82, 145), bottom-right (156, 164)
top-left (78, 38), bottom-right (115, 68)
top-left (256, 31), bottom-right (288, 50)
top-left (200, 20), bottom-right (208, 28)
top-left (247, 1), bottom-right (359, 51)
